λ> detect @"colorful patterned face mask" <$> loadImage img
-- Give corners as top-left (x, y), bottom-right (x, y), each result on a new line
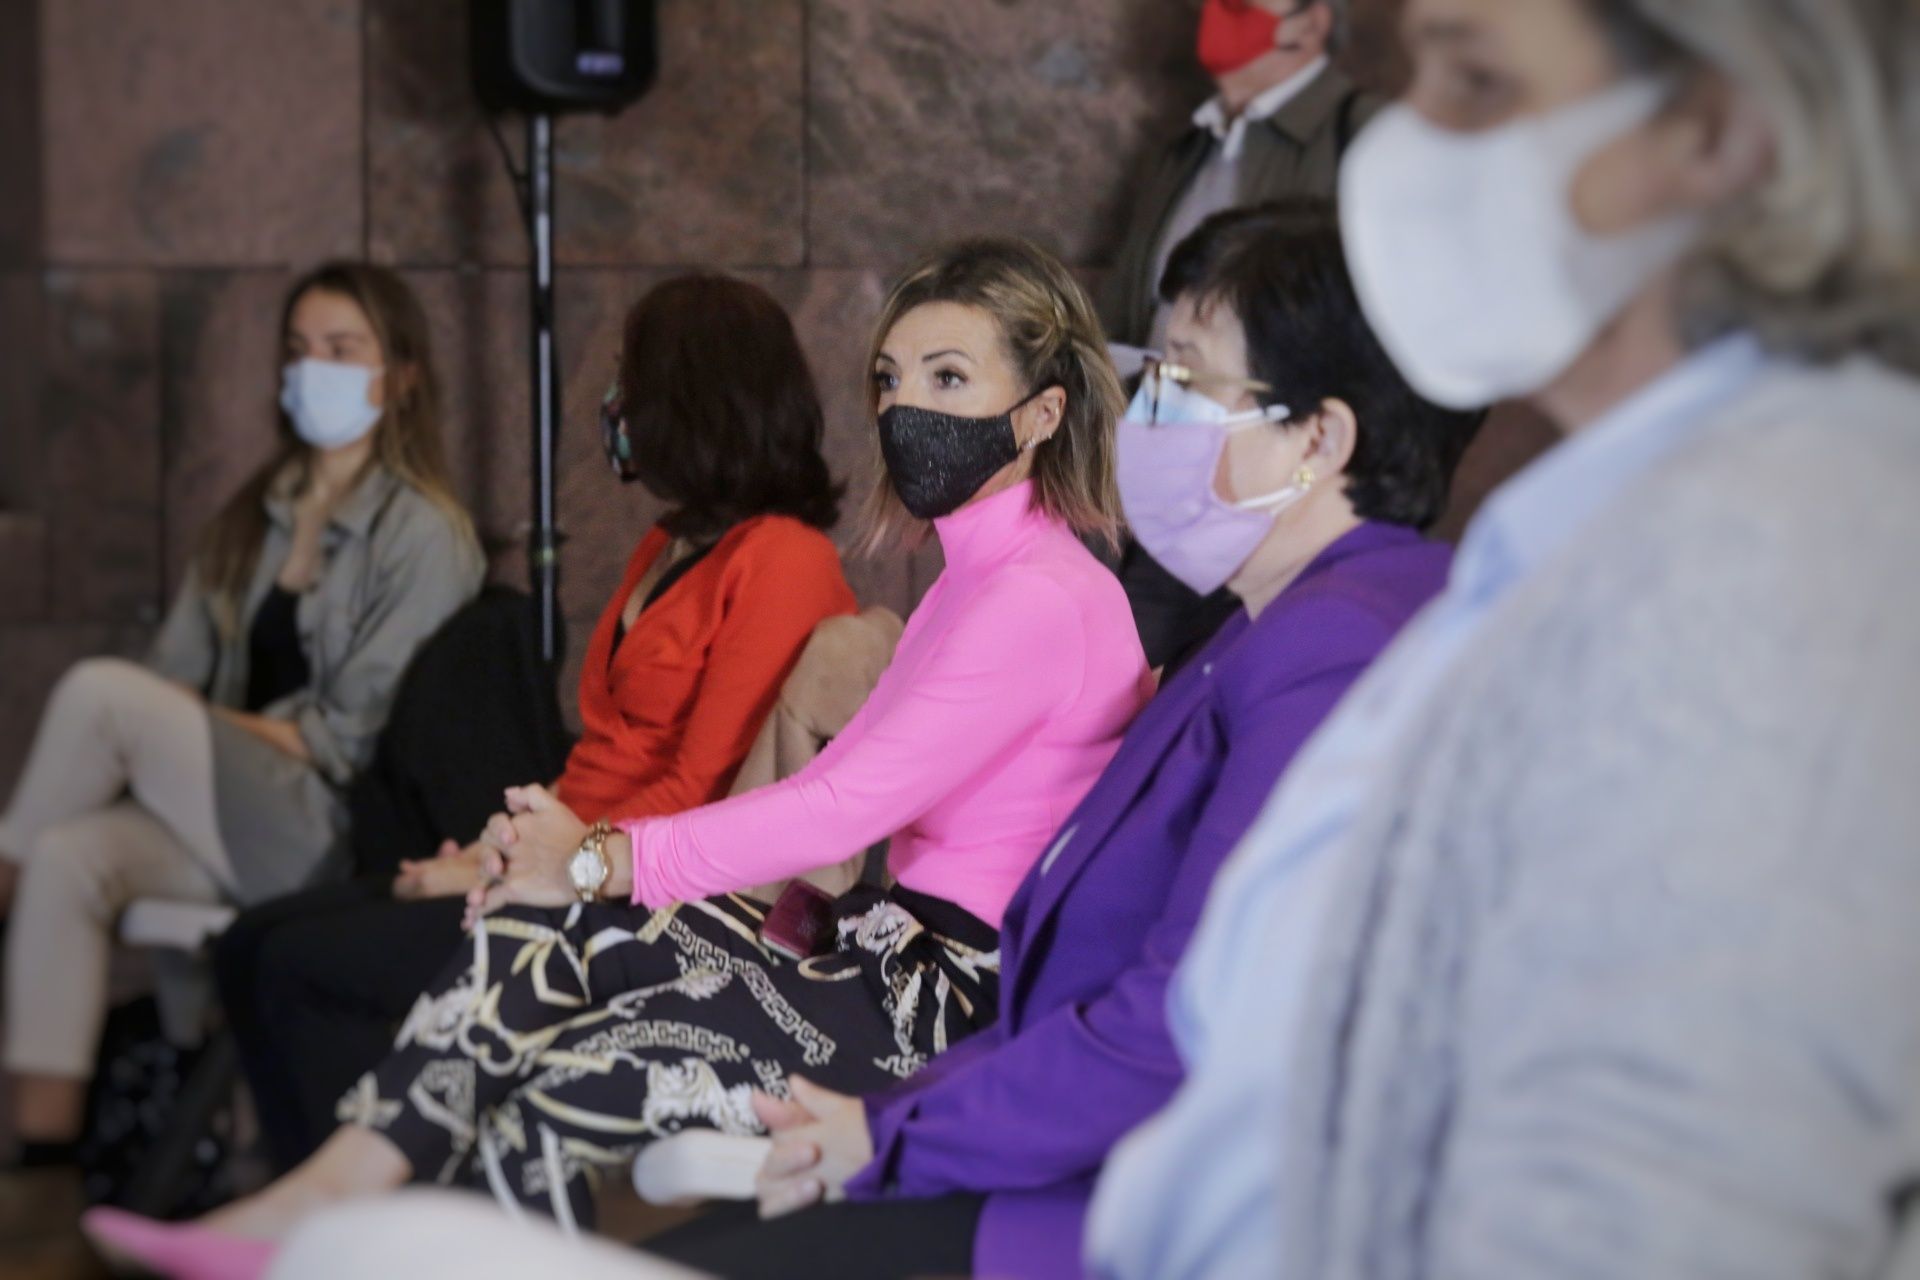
top-left (600, 378), bottom-right (638, 482)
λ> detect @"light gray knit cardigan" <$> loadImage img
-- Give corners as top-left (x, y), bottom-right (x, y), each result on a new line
top-left (1277, 357), bottom-right (1920, 1280)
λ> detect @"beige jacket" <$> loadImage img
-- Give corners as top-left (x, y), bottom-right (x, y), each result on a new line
top-left (149, 465), bottom-right (483, 901)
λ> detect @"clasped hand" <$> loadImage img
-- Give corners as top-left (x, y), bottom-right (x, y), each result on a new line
top-left (456, 795), bottom-right (876, 1214)
top-left (461, 784), bottom-right (592, 930)
top-left (751, 1077), bottom-right (874, 1219)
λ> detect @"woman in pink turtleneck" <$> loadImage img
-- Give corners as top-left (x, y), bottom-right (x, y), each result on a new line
top-left (618, 469), bottom-right (1146, 928)
top-left (141, 239), bottom-right (1149, 1258)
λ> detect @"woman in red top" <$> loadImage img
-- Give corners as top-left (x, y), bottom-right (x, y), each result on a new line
top-left (213, 275), bottom-right (856, 1170)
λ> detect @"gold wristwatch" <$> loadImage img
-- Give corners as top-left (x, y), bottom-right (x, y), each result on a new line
top-left (567, 820), bottom-right (613, 903)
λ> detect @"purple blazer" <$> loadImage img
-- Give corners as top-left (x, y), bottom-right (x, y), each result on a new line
top-left (844, 521), bottom-right (1452, 1278)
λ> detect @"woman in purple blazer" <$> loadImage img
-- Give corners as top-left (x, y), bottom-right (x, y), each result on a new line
top-left (646, 202), bottom-right (1486, 1279)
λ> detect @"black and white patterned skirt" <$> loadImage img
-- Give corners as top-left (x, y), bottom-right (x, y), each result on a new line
top-left (340, 883), bottom-right (999, 1228)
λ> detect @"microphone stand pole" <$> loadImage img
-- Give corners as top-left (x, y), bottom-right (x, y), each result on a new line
top-left (526, 112), bottom-right (561, 664)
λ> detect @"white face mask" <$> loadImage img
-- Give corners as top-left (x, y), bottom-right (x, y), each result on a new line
top-left (1339, 80), bottom-right (1701, 409)
top-left (280, 358), bottom-right (384, 450)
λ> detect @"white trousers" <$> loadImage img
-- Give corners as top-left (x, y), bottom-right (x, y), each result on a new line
top-left (270, 1191), bottom-right (706, 1280)
top-left (0, 658), bottom-right (237, 1077)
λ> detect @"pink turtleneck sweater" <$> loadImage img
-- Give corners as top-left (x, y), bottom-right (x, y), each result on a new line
top-left (617, 481), bottom-right (1152, 927)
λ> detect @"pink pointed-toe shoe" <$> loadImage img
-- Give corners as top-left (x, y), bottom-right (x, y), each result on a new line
top-left (80, 1206), bottom-right (276, 1280)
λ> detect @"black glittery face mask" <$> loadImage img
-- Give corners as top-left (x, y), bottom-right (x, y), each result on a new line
top-left (877, 388), bottom-right (1046, 520)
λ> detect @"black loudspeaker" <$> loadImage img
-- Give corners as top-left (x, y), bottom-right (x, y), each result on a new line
top-left (473, 0), bottom-right (657, 115)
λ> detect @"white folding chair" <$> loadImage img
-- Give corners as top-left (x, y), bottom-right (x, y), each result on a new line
top-left (116, 897), bottom-right (237, 950)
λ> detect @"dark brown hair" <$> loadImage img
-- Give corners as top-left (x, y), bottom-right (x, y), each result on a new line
top-left (196, 261), bottom-right (470, 634)
top-left (620, 274), bottom-right (842, 543)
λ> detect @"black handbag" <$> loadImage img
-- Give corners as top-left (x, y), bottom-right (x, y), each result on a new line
top-left (76, 996), bottom-right (235, 1217)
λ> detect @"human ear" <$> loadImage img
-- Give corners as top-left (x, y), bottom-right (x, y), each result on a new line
top-left (384, 361), bottom-right (421, 410)
top-left (1653, 75), bottom-right (1777, 217)
top-left (1020, 386), bottom-right (1068, 448)
top-left (1276, 1), bottom-right (1331, 54)
top-left (1301, 397), bottom-right (1358, 479)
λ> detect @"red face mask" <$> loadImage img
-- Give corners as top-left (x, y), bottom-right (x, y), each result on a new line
top-left (1196, 0), bottom-right (1283, 79)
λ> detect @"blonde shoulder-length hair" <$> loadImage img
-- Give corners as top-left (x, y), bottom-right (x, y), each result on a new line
top-left (1599, 0), bottom-right (1920, 369)
top-left (857, 237), bottom-right (1126, 556)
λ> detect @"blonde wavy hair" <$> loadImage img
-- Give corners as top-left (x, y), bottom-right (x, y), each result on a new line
top-left (1596, 0), bottom-right (1920, 368)
top-left (858, 237), bottom-right (1126, 555)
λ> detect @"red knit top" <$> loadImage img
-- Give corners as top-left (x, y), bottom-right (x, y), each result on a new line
top-left (553, 515), bottom-right (857, 824)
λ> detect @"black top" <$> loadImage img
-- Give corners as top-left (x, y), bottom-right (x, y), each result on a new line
top-left (610, 540), bottom-right (717, 657)
top-left (1116, 536), bottom-right (1241, 677)
top-left (246, 584), bottom-right (312, 712)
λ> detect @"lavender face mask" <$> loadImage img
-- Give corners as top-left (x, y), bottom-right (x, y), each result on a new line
top-left (1116, 374), bottom-right (1298, 596)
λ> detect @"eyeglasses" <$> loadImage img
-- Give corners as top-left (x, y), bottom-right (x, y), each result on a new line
top-left (600, 378), bottom-right (638, 481)
top-left (1138, 354), bottom-right (1275, 425)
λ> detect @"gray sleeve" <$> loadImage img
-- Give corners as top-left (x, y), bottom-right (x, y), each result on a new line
top-left (284, 506), bottom-right (483, 785)
top-left (1099, 135), bottom-right (1193, 348)
top-left (1429, 505), bottom-right (1920, 1280)
top-left (146, 564), bottom-right (220, 693)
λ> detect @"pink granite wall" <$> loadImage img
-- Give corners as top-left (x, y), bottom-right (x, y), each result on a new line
top-left (0, 0), bottom-right (1552, 795)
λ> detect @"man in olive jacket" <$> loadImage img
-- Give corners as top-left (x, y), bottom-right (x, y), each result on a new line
top-left (1104, 0), bottom-right (1378, 672)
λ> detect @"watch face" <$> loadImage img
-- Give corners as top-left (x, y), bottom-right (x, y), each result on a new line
top-left (570, 846), bottom-right (607, 891)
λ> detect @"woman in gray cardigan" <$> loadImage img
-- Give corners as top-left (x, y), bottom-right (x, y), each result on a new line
top-left (0, 262), bottom-right (481, 1181)
top-left (1089, 2), bottom-right (1920, 1278)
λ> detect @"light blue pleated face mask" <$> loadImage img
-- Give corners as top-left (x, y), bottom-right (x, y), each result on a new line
top-left (280, 358), bottom-right (384, 450)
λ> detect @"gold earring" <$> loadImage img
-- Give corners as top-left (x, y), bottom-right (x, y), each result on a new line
top-left (1295, 465), bottom-right (1316, 489)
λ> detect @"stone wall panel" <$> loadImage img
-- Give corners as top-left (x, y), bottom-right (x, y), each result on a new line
top-left (41, 0), bottom-right (362, 266)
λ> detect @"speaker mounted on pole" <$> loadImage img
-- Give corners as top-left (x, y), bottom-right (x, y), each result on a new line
top-left (474, 0), bottom-right (658, 114)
